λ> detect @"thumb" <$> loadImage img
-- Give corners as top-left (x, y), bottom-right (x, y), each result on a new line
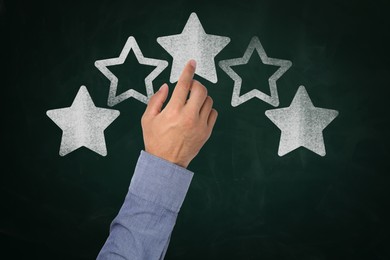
top-left (145, 83), bottom-right (169, 116)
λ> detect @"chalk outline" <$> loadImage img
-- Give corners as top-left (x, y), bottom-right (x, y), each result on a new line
top-left (219, 36), bottom-right (292, 107)
top-left (95, 36), bottom-right (168, 106)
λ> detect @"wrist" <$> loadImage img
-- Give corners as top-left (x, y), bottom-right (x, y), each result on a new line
top-left (144, 149), bottom-right (189, 168)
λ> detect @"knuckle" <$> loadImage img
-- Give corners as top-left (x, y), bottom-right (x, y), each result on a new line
top-left (168, 107), bottom-right (180, 118)
top-left (182, 113), bottom-right (197, 128)
top-left (164, 107), bottom-right (180, 122)
top-left (141, 111), bottom-right (149, 121)
top-left (141, 114), bottom-right (147, 126)
top-left (192, 80), bottom-right (207, 97)
top-left (207, 96), bottom-right (213, 106)
top-left (148, 93), bottom-right (158, 103)
top-left (177, 80), bottom-right (190, 90)
top-left (211, 109), bottom-right (218, 119)
top-left (202, 87), bottom-right (208, 98)
top-left (192, 79), bottom-right (201, 86)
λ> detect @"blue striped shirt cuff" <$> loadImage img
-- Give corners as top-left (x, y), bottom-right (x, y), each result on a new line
top-left (129, 150), bottom-right (194, 213)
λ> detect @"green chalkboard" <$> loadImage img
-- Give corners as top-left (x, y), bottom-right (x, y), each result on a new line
top-left (2, 0), bottom-right (390, 259)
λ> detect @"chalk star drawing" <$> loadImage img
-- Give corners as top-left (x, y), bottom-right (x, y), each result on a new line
top-left (157, 12), bottom-right (230, 83)
top-left (265, 86), bottom-right (339, 156)
top-left (46, 86), bottom-right (120, 156)
top-left (219, 36), bottom-right (292, 107)
top-left (95, 36), bottom-right (168, 106)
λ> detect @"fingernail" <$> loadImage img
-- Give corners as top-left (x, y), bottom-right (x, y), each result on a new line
top-left (189, 59), bottom-right (196, 68)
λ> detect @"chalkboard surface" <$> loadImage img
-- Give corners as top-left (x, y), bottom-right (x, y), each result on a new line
top-left (2, 0), bottom-right (390, 259)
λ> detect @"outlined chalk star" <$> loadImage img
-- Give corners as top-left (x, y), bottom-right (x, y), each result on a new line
top-left (157, 12), bottom-right (230, 83)
top-left (265, 86), bottom-right (339, 156)
top-left (95, 36), bottom-right (168, 106)
top-left (46, 86), bottom-right (120, 156)
top-left (219, 36), bottom-right (292, 107)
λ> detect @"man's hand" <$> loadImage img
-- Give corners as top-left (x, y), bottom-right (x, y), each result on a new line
top-left (141, 60), bottom-right (218, 168)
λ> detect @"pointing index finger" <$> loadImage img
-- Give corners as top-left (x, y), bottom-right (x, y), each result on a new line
top-left (169, 60), bottom-right (196, 108)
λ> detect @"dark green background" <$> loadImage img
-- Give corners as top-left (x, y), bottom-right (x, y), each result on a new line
top-left (2, 0), bottom-right (390, 259)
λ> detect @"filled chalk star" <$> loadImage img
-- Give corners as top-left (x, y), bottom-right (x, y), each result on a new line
top-left (157, 12), bottom-right (231, 84)
top-left (46, 86), bottom-right (120, 156)
top-left (265, 86), bottom-right (339, 156)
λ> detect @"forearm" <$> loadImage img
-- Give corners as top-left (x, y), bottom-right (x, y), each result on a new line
top-left (98, 60), bottom-right (217, 259)
top-left (97, 151), bottom-right (193, 260)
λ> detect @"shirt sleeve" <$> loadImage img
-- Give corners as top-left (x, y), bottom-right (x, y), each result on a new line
top-left (96, 150), bottom-right (194, 260)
